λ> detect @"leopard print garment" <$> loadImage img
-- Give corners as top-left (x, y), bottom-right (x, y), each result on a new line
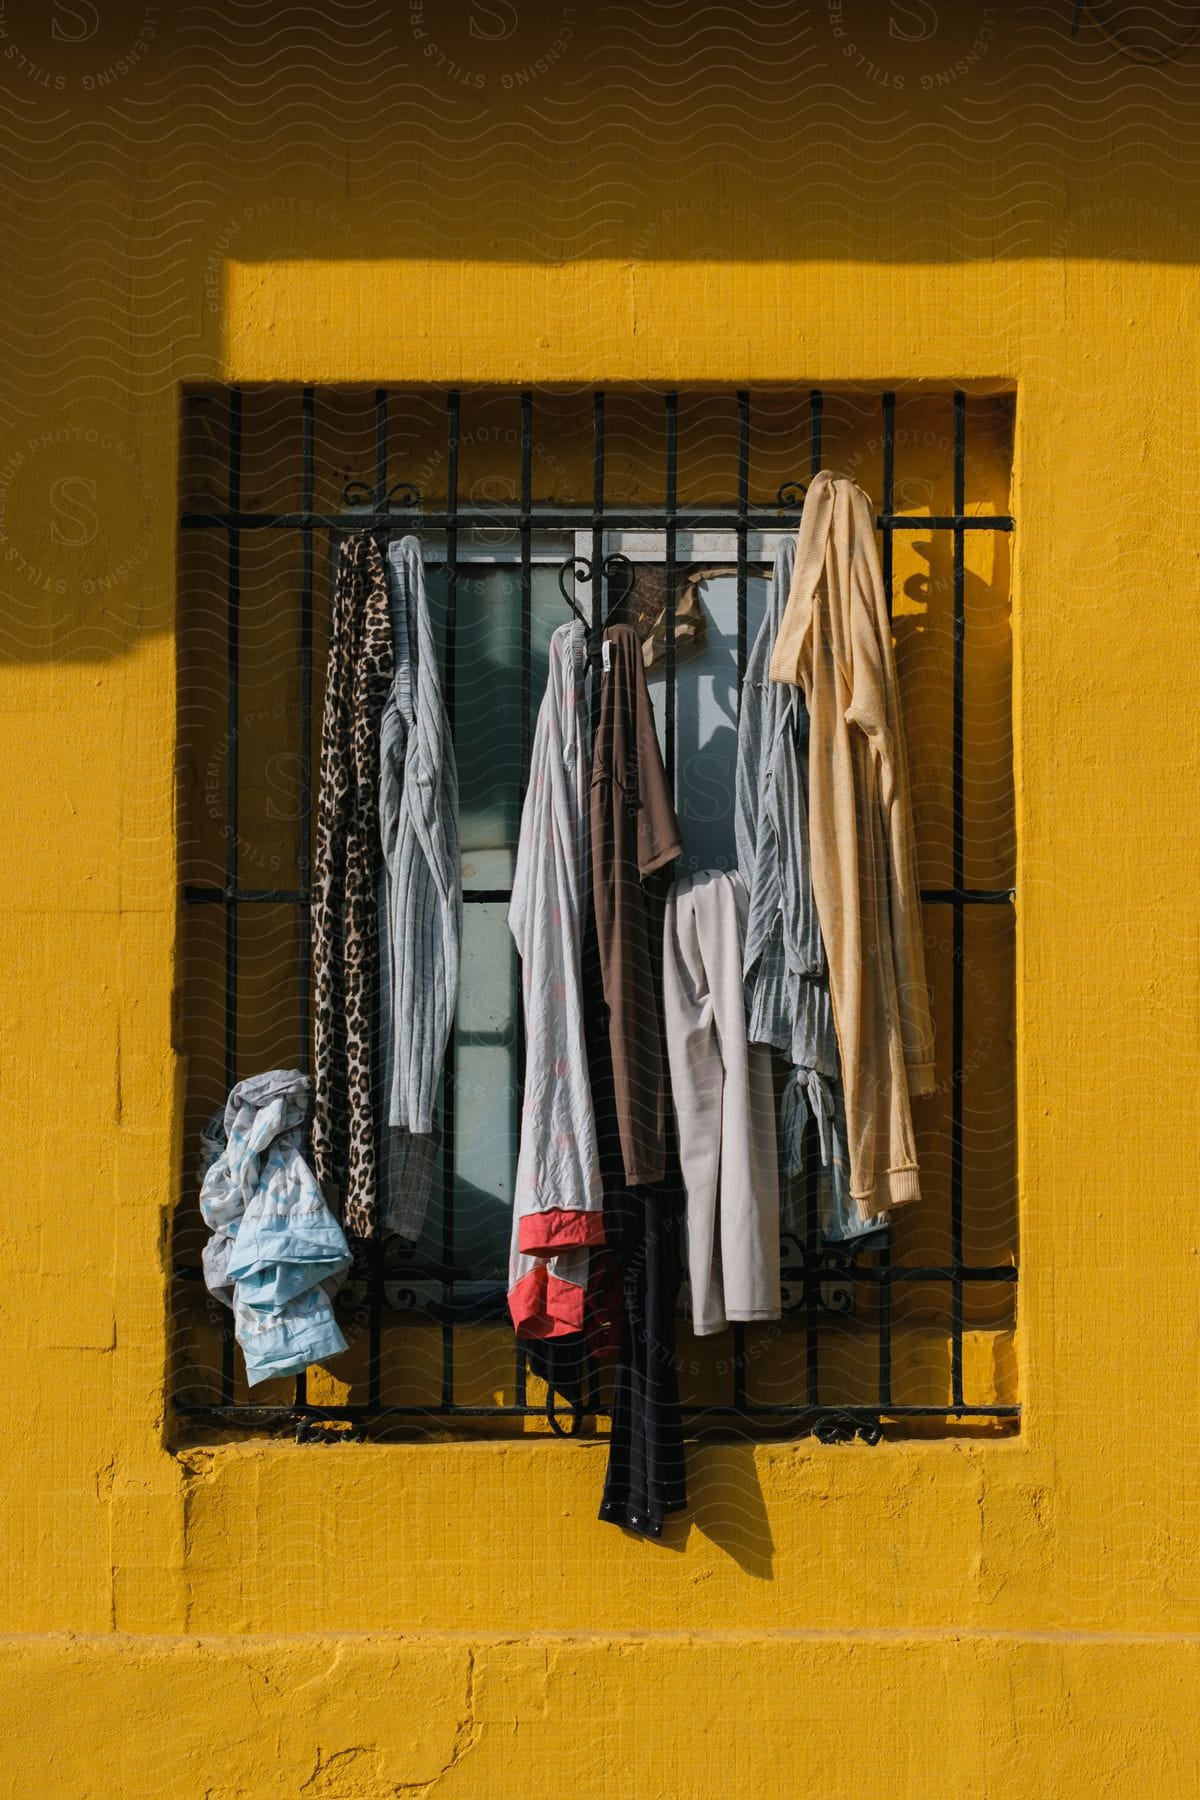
top-left (311, 533), bottom-right (394, 1239)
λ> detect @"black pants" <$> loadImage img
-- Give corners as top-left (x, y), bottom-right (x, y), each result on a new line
top-left (582, 873), bottom-right (686, 1539)
top-left (598, 1181), bottom-right (687, 1539)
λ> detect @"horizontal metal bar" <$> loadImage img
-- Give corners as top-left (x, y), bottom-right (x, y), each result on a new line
top-left (921, 888), bottom-right (1014, 906)
top-left (456, 889), bottom-right (511, 904)
top-left (184, 885), bottom-right (512, 906)
top-left (175, 1260), bottom-right (1015, 1286)
top-left (180, 509), bottom-right (1014, 534)
top-left (185, 883), bottom-right (1014, 910)
top-left (880, 515), bottom-right (1011, 531)
top-left (682, 1403), bottom-right (1019, 1420)
top-left (184, 885), bottom-right (306, 905)
top-left (174, 1261), bottom-right (475, 1284)
top-left (175, 1401), bottom-right (1020, 1423)
top-left (171, 1266), bottom-right (508, 1292)
top-left (821, 1264), bottom-right (1016, 1283)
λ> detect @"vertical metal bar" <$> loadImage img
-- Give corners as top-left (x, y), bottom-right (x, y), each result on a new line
top-left (297, 388), bottom-right (316, 1045)
top-left (586, 391), bottom-right (605, 1420)
top-left (590, 392), bottom-right (605, 736)
top-left (664, 391), bottom-right (678, 786)
top-left (804, 1151), bottom-right (820, 1412)
top-left (591, 391), bottom-right (605, 626)
top-left (366, 1248), bottom-right (385, 1414)
top-left (221, 386), bottom-right (242, 1405)
top-left (367, 387), bottom-right (389, 1416)
top-left (441, 388), bottom-right (460, 1411)
top-left (735, 389), bottom-right (749, 711)
top-left (878, 391), bottom-right (896, 1413)
top-left (374, 387), bottom-right (389, 510)
top-left (881, 393), bottom-right (895, 623)
top-left (951, 390), bottom-right (967, 1410)
top-left (445, 391), bottom-right (460, 717)
top-left (731, 389), bottom-right (750, 1412)
top-left (295, 384), bottom-right (315, 1413)
top-left (732, 1325), bottom-right (748, 1413)
top-left (515, 390), bottom-right (533, 1414)
top-left (224, 388), bottom-right (242, 1090)
top-left (803, 388), bottom-right (823, 1416)
top-left (519, 391), bottom-right (533, 788)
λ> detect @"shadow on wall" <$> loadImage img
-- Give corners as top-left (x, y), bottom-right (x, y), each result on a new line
top-left (0, 2), bottom-right (1197, 662)
top-left (119, 0), bottom-right (1200, 273)
top-left (669, 1445), bottom-right (776, 1577)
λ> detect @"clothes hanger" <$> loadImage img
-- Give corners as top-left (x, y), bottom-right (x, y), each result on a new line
top-left (557, 551), bottom-right (636, 662)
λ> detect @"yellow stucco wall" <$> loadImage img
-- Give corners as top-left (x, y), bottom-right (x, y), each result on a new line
top-left (2, 2), bottom-right (1200, 1793)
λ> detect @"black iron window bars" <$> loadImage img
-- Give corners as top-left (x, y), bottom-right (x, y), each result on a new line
top-left (176, 385), bottom-right (1017, 1443)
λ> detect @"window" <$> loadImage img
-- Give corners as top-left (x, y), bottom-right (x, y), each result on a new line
top-left (173, 384), bottom-right (1017, 1442)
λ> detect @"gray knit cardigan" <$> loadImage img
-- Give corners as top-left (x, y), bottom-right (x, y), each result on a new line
top-left (378, 536), bottom-right (462, 1235)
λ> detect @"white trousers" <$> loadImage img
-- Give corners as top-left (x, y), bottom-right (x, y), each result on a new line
top-left (664, 870), bottom-right (781, 1337)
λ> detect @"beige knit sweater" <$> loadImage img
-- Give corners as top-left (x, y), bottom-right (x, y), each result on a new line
top-left (769, 471), bottom-right (936, 1215)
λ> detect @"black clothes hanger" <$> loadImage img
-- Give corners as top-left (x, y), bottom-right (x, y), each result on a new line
top-left (557, 551), bottom-right (636, 663)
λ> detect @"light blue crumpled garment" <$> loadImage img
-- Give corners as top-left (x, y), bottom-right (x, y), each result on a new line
top-left (780, 1068), bottom-right (885, 1247)
top-left (199, 1069), bottom-right (351, 1386)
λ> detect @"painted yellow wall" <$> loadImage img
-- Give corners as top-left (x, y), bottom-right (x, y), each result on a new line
top-left (1, 1), bottom-right (1199, 1793)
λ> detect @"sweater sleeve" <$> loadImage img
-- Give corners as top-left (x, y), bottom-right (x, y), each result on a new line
top-left (844, 483), bottom-right (937, 1096)
top-left (768, 474), bottom-right (834, 695)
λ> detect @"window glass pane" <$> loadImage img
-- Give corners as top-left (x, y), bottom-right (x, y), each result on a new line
top-left (426, 560), bottom-right (572, 890)
top-left (646, 566), bottom-right (770, 873)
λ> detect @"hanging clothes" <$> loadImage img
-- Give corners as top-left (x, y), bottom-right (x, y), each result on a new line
top-left (604, 561), bottom-right (711, 669)
top-left (590, 623), bottom-right (682, 1188)
top-left (311, 532), bottom-right (394, 1239)
top-left (663, 869), bottom-right (781, 1336)
top-left (199, 1070), bottom-right (352, 1386)
top-left (598, 1184), bottom-right (688, 1539)
top-left (519, 1250), bottom-right (625, 1436)
top-left (769, 472), bottom-right (936, 1218)
top-left (507, 621), bottom-right (605, 1339)
top-left (590, 622), bottom-right (687, 1539)
top-left (736, 535), bottom-right (884, 1245)
top-left (377, 535), bottom-right (461, 1243)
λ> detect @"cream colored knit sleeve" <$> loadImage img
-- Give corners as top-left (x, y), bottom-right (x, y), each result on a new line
top-left (844, 483), bottom-right (937, 1096)
top-left (767, 472), bottom-right (833, 695)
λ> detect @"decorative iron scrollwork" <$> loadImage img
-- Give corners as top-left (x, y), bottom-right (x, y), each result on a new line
top-left (776, 480), bottom-right (808, 508)
top-left (556, 551), bottom-right (636, 640)
top-left (295, 1419), bottom-right (368, 1444)
top-left (812, 1412), bottom-right (883, 1447)
top-left (383, 1282), bottom-right (421, 1314)
top-left (557, 553), bottom-right (593, 628)
top-left (601, 551), bottom-right (636, 612)
top-left (778, 1232), bottom-right (862, 1317)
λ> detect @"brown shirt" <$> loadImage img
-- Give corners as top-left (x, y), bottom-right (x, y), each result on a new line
top-left (590, 624), bottom-right (682, 1187)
